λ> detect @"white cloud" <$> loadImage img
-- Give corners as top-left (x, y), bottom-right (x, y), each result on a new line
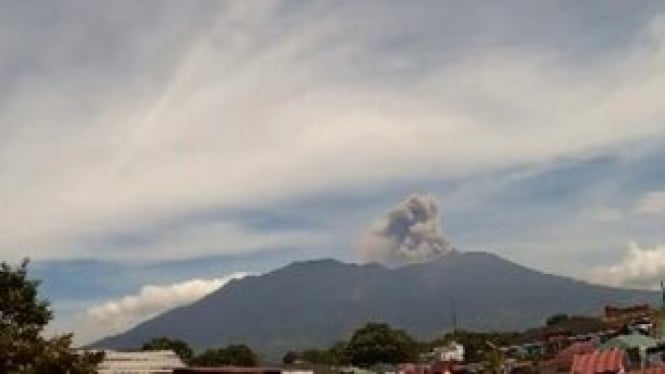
top-left (588, 243), bottom-right (665, 289)
top-left (79, 272), bottom-right (251, 343)
top-left (635, 191), bottom-right (665, 215)
top-left (2, 4), bottom-right (665, 262)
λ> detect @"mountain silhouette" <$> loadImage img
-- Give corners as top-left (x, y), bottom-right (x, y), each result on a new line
top-left (94, 252), bottom-right (656, 358)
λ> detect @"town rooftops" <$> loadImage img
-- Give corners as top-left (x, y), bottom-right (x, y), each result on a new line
top-left (600, 333), bottom-right (660, 351)
top-left (96, 350), bottom-right (186, 374)
top-left (174, 367), bottom-right (282, 374)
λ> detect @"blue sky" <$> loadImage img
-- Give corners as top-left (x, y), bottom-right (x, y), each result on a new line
top-left (2, 0), bottom-right (665, 343)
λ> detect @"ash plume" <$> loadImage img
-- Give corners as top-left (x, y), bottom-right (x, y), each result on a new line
top-left (358, 194), bottom-right (453, 265)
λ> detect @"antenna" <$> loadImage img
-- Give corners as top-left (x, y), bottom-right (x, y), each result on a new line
top-left (451, 298), bottom-right (458, 338)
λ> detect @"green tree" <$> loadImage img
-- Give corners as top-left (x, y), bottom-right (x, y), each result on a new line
top-left (345, 322), bottom-right (417, 367)
top-left (482, 342), bottom-right (505, 374)
top-left (301, 349), bottom-right (333, 364)
top-left (328, 341), bottom-right (350, 365)
top-left (0, 259), bottom-right (104, 373)
top-left (142, 337), bottom-right (194, 363)
top-left (193, 344), bottom-right (258, 367)
top-left (545, 313), bottom-right (570, 326)
top-left (282, 350), bottom-right (300, 365)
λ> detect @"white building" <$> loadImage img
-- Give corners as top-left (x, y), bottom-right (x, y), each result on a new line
top-left (432, 341), bottom-right (464, 362)
top-left (96, 350), bottom-right (186, 374)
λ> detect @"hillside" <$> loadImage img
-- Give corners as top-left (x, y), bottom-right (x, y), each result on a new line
top-left (94, 252), bottom-right (657, 357)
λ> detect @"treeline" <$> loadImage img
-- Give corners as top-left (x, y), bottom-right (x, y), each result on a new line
top-left (142, 337), bottom-right (258, 366)
top-left (141, 323), bottom-right (524, 368)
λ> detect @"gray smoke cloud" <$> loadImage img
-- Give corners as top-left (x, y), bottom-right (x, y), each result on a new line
top-left (358, 194), bottom-right (453, 265)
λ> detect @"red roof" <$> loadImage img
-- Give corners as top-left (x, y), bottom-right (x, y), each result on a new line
top-left (542, 341), bottom-right (596, 370)
top-left (558, 341), bottom-right (596, 361)
top-left (571, 348), bottom-right (625, 374)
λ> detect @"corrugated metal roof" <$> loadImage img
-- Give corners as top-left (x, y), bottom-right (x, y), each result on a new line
top-left (97, 350), bottom-right (186, 374)
top-left (600, 333), bottom-right (659, 350)
top-left (571, 348), bottom-right (625, 374)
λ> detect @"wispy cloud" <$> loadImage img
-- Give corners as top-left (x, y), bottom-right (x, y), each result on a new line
top-left (78, 272), bottom-right (252, 343)
top-left (2, 3), bottom-right (665, 265)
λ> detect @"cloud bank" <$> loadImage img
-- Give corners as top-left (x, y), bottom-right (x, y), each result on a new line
top-left (358, 194), bottom-right (452, 265)
top-left (589, 243), bottom-right (665, 289)
top-left (2, 3), bottom-right (665, 263)
top-left (82, 272), bottom-right (251, 342)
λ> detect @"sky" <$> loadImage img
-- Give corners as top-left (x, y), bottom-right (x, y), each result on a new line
top-left (2, 0), bottom-right (665, 344)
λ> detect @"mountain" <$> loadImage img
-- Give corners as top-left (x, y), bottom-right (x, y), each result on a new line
top-left (93, 252), bottom-right (657, 357)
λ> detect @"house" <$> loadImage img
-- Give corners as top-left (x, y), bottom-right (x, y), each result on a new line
top-left (432, 341), bottom-right (464, 363)
top-left (539, 341), bottom-right (595, 373)
top-left (96, 350), bottom-right (186, 374)
top-left (602, 305), bottom-right (659, 333)
top-left (173, 367), bottom-right (281, 374)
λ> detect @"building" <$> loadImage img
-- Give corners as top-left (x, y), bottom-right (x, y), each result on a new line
top-left (539, 341), bottom-right (595, 373)
top-left (431, 341), bottom-right (464, 363)
top-left (173, 368), bottom-right (282, 374)
top-left (96, 350), bottom-right (186, 374)
top-left (602, 304), bottom-right (659, 333)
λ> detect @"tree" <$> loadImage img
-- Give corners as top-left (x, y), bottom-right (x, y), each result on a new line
top-left (142, 337), bottom-right (194, 363)
top-left (0, 259), bottom-right (104, 373)
top-left (328, 341), bottom-right (350, 366)
top-left (301, 349), bottom-right (328, 364)
top-left (345, 322), bottom-right (417, 367)
top-left (282, 350), bottom-right (299, 365)
top-left (192, 344), bottom-right (258, 367)
top-left (283, 341), bottom-right (349, 366)
top-left (545, 313), bottom-right (570, 326)
top-left (482, 341), bottom-right (506, 374)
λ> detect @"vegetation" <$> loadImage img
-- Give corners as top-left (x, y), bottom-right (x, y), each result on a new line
top-left (192, 344), bottom-right (258, 367)
top-left (282, 350), bottom-right (299, 365)
top-left (344, 322), bottom-right (418, 367)
top-left (0, 259), bottom-right (104, 373)
top-left (545, 313), bottom-right (570, 326)
top-left (421, 329), bottom-right (521, 363)
top-left (284, 324), bottom-right (525, 367)
top-left (142, 336), bottom-right (194, 363)
top-left (482, 342), bottom-right (506, 374)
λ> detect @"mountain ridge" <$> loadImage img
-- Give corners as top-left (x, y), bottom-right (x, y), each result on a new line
top-left (93, 251), bottom-right (657, 357)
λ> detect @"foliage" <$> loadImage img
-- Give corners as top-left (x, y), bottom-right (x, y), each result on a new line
top-left (282, 350), bottom-right (299, 365)
top-left (482, 343), bottom-right (506, 374)
top-left (345, 322), bottom-right (417, 367)
top-left (329, 341), bottom-right (350, 365)
top-left (0, 259), bottom-right (104, 373)
top-left (284, 341), bottom-right (349, 366)
top-left (302, 349), bottom-right (332, 364)
top-left (142, 336), bottom-right (194, 362)
top-left (192, 344), bottom-right (258, 367)
top-left (545, 313), bottom-right (570, 326)
top-left (422, 329), bottom-right (521, 363)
